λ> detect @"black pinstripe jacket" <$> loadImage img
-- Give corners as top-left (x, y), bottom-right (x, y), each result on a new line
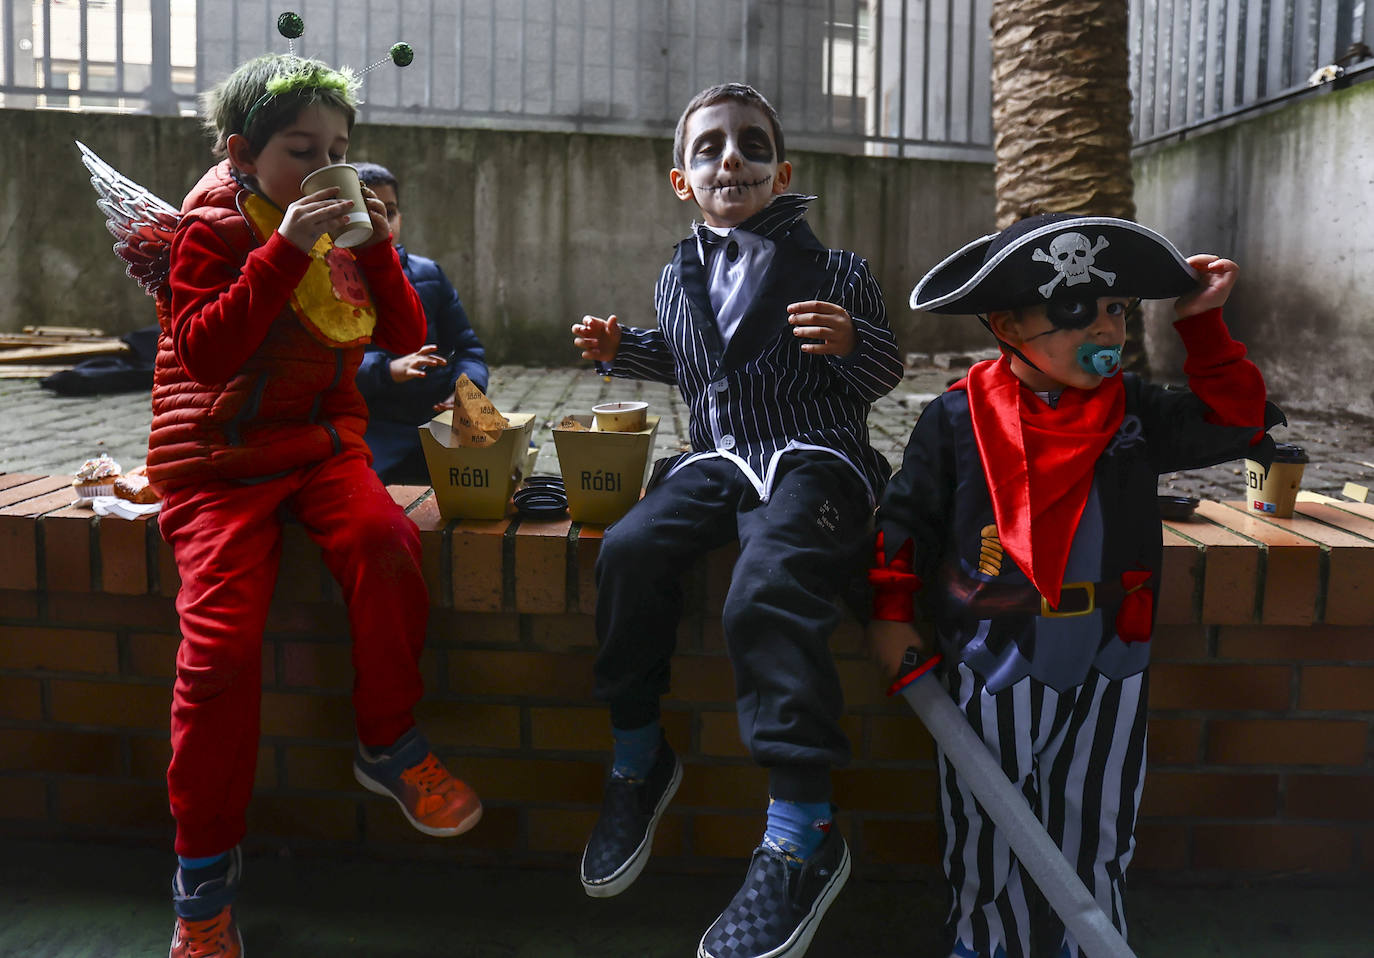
top-left (604, 195), bottom-right (904, 502)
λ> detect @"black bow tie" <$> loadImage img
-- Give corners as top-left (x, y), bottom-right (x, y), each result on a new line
top-left (696, 228), bottom-right (741, 263)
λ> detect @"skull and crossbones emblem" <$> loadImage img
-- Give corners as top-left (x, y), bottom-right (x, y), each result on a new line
top-left (1032, 233), bottom-right (1117, 298)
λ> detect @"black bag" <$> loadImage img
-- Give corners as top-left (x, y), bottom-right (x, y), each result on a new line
top-left (39, 325), bottom-right (157, 396)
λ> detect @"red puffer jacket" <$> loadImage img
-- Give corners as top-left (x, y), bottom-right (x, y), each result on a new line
top-left (147, 161), bottom-right (424, 492)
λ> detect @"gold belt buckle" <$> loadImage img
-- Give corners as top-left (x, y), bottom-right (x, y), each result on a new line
top-left (1041, 582), bottom-right (1095, 617)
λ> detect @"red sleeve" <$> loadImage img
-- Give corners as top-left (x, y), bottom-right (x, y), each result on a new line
top-left (1173, 307), bottom-right (1268, 443)
top-left (868, 532), bottom-right (922, 622)
top-left (353, 239), bottom-right (426, 356)
top-left (168, 221), bottom-right (310, 385)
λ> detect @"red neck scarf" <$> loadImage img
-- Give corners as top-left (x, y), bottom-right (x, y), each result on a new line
top-left (953, 356), bottom-right (1125, 607)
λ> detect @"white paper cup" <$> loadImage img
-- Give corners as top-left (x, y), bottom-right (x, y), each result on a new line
top-left (592, 401), bottom-right (649, 432)
top-left (300, 163), bottom-right (373, 248)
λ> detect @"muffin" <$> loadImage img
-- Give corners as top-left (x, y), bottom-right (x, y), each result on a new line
top-left (72, 454), bottom-right (122, 499)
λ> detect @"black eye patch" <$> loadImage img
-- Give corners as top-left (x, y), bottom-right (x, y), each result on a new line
top-left (1046, 297), bottom-right (1098, 329)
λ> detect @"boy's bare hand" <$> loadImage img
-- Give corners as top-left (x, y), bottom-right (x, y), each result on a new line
top-left (278, 187), bottom-right (355, 253)
top-left (867, 619), bottom-right (926, 683)
top-left (389, 344), bottom-right (447, 383)
top-left (573, 314), bottom-right (622, 362)
top-left (354, 186), bottom-right (392, 249)
top-left (788, 300), bottom-right (856, 356)
top-left (1175, 255), bottom-right (1239, 317)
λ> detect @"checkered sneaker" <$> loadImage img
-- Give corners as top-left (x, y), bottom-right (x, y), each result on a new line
top-left (697, 826), bottom-right (851, 958)
top-left (580, 736), bottom-right (682, 898)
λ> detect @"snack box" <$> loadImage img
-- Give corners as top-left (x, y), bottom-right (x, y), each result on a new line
top-left (552, 415), bottom-right (659, 525)
top-left (420, 411), bottom-right (536, 519)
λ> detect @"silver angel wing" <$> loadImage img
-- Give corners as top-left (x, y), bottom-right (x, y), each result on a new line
top-left (76, 140), bottom-right (181, 297)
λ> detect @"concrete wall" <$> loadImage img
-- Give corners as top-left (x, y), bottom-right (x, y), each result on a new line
top-left (0, 108), bottom-right (994, 365)
top-left (1135, 81), bottom-right (1374, 416)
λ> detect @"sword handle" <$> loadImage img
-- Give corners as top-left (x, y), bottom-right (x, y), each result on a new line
top-left (886, 645), bottom-right (943, 697)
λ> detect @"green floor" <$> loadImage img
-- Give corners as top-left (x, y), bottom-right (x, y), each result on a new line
top-left (1, 838), bottom-right (1370, 957)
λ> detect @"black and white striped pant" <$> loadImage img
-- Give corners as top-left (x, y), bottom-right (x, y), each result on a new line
top-left (938, 662), bottom-right (1149, 958)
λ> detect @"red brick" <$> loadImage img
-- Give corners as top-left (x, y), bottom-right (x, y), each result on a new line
top-left (664, 653), bottom-right (736, 704)
top-left (282, 744), bottom-right (357, 790)
top-left (1285, 774), bottom-right (1374, 820)
top-left (1248, 504), bottom-right (1374, 625)
top-left (1203, 502), bottom-right (1322, 625)
top-left (675, 764), bottom-right (768, 808)
top-left (48, 592), bottom-right (179, 631)
top-left (1146, 718), bottom-right (1203, 765)
top-left (127, 735), bottom-right (173, 781)
top-left (526, 612), bottom-right (596, 651)
top-left (55, 780), bottom-right (169, 829)
top-left (402, 495), bottom-right (448, 604)
top-left (451, 519), bottom-right (507, 611)
top-left (1206, 719), bottom-right (1368, 766)
top-left (414, 701), bottom-right (522, 750)
top-left (866, 714), bottom-right (936, 762)
top-left (574, 528), bottom-right (601, 616)
top-left (0, 625), bottom-right (119, 673)
top-left (1149, 625), bottom-right (1209, 661)
top-left (447, 649), bottom-right (595, 698)
top-left (0, 589), bottom-right (38, 619)
top-left (1140, 770), bottom-right (1279, 818)
top-left (436, 755), bottom-right (605, 804)
top-left (260, 691), bottom-right (355, 741)
top-left (1298, 665), bottom-right (1374, 711)
top-left (692, 811), bottom-right (765, 858)
top-left (1169, 511), bottom-right (1259, 624)
top-left (1157, 527), bottom-right (1201, 624)
top-left (155, 531), bottom-right (181, 598)
top-left (271, 524), bottom-right (325, 604)
top-left (1130, 822), bottom-right (1190, 870)
top-left (525, 807), bottom-right (603, 854)
top-left (1217, 625), bottom-right (1374, 661)
top-left (99, 513), bottom-right (151, 595)
top-left (528, 706), bottom-right (612, 751)
top-left (126, 632), bottom-right (179, 679)
top-left (703, 546), bottom-right (740, 611)
top-left (429, 610), bottom-right (520, 647)
top-left (41, 510), bottom-right (93, 594)
top-left (858, 818), bottom-right (940, 866)
top-left (247, 794), bottom-right (358, 842)
top-left (263, 600), bottom-right (351, 635)
top-left (280, 640), bottom-right (353, 691)
top-left (0, 728), bottom-right (123, 775)
top-left (49, 679), bottom-right (169, 730)
top-left (1192, 823), bottom-right (1357, 872)
top-left (699, 711), bottom-right (748, 757)
top-left (1148, 663), bottom-right (1292, 711)
top-left (0, 675), bottom-right (42, 720)
top-left (837, 659), bottom-right (891, 708)
top-left (834, 768), bottom-right (939, 814)
top-left (0, 776), bottom-right (47, 820)
top-left (0, 519), bottom-right (37, 591)
top-left (513, 519), bottom-right (570, 613)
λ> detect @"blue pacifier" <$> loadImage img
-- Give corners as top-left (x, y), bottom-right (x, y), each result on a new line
top-left (1076, 342), bottom-right (1123, 377)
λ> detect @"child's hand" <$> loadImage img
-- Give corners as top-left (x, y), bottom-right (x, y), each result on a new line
top-left (278, 187), bottom-right (355, 253)
top-left (433, 393), bottom-right (456, 413)
top-left (788, 300), bottom-right (856, 356)
top-left (573, 314), bottom-right (622, 362)
top-left (1175, 255), bottom-right (1239, 317)
top-left (389, 345), bottom-right (447, 383)
top-left (867, 619), bottom-right (925, 683)
top-left (354, 186), bottom-right (392, 249)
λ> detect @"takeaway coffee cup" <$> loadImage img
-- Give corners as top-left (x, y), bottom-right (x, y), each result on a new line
top-left (1246, 443), bottom-right (1308, 518)
top-left (591, 401), bottom-right (649, 432)
top-left (299, 163), bottom-right (373, 248)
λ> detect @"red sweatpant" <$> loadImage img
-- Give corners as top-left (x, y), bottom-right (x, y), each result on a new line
top-left (158, 452), bottom-right (428, 856)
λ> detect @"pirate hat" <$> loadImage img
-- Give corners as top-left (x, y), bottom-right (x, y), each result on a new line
top-left (910, 213), bottom-right (1199, 314)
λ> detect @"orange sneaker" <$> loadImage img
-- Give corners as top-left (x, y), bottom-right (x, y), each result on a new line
top-left (354, 727), bottom-right (483, 836)
top-left (169, 906), bottom-right (242, 958)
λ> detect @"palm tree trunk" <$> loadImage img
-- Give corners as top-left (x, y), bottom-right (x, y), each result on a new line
top-left (990, 0), bottom-right (1146, 369)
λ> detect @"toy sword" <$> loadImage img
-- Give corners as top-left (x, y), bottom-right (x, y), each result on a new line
top-left (889, 647), bottom-right (1136, 958)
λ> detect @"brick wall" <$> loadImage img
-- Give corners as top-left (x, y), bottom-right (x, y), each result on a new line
top-left (1, 474), bottom-right (1371, 876)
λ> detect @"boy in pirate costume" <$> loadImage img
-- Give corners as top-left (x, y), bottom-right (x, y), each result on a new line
top-left (572, 82), bottom-right (904, 958)
top-left (143, 50), bottom-right (481, 957)
top-left (868, 213), bottom-right (1281, 958)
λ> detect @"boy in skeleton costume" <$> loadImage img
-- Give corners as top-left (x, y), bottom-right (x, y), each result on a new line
top-left (572, 82), bottom-right (903, 958)
top-left (869, 213), bottom-right (1281, 958)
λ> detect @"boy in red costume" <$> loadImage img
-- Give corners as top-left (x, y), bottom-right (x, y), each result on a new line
top-left (153, 53), bottom-right (481, 957)
top-left (869, 214), bottom-right (1281, 958)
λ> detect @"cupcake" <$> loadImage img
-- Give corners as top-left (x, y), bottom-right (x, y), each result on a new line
top-left (72, 453), bottom-right (122, 499)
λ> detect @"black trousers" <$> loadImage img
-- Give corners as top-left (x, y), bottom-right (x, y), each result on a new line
top-left (592, 450), bottom-right (871, 803)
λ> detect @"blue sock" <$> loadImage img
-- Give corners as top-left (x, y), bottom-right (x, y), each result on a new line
top-left (763, 798), bottom-right (832, 866)
top-left (610, 721), bottom-right (660, 781)
top-left (178, 852), bottom-right (227, 873)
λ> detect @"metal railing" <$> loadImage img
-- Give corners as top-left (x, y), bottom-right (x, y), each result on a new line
top-left (2, 0), bottom-right (1369, 156)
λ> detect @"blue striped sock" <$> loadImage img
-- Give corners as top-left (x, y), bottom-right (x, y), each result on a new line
top-left (763, 798), bottom-right (832, 866)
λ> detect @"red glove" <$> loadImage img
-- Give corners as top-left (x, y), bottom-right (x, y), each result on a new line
top-left (869, 532), bottom-right (921, 622)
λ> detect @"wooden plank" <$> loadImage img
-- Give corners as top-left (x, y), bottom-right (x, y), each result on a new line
top-left (20, 325), bottom-right (107, 337)
top-left (0, 333), bottom-right (121, 347)
top-left (0, 365), bottom-right (70, 379)
top-left (1164, 506), bottom-right (1260, 624)
top-left (0, 342), bottom-right (129, 364)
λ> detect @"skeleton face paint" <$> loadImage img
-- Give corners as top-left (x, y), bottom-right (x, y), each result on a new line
top-left (674, 100), bottom-right (790, 227)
